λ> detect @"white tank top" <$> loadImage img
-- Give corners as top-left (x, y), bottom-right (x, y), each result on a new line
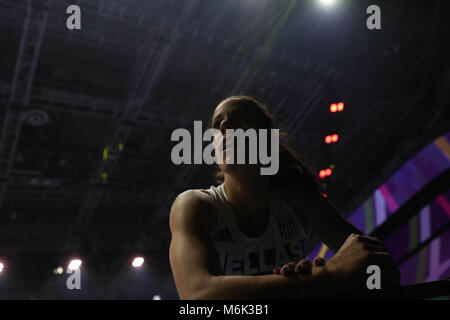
top-left (204, 183), bottom-right (308, 276)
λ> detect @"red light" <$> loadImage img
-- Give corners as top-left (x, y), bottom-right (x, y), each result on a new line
top-left (326, 168), bottom-right (332, 176)
top-left (319, 170), bottom-right (326, 178)
top-left (337, 102), bottom-right (344, 111)
top-left (322, 194), bottom-right (327, 198)
top-left (330, 104), bottom-right (337, 112)
top-left (325, 136), bottom-right (332, 144)
top-left (332, 134), bottom-right (339, 142)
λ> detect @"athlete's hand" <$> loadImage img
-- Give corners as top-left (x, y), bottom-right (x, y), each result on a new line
top-left (272, 257), bottom-right (325, 276)
top-left (324, 233), bottom-right (400, 292)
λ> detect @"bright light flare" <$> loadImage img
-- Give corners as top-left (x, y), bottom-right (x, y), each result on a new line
top-left (0, 262), bottom-right (4, 273)
top-left (68, 259), bottom-right (82, 270)
top-left (332, 134), bottom-right (339, 142)
top-left (325, 134), bottom-right (339, 144)
top-left (330, 102), bottom-right (344, 112)
top-left (132, 257), bottom-right (144, 268)
top-left (53, 266), bottom-right (64, 275)
top-left (319, 0), bottom-right (336, 7)
top-left (320, 168), bottom-right (333, 179)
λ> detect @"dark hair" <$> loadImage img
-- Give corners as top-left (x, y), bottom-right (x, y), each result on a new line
top-left (212, 95), bottom-right (321, 193)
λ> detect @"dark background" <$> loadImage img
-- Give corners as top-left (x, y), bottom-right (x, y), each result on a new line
top-left (0, 0), bottom-right (448, 299)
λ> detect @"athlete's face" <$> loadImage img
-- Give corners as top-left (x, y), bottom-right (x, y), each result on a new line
top-left (211, 101), bottom-right (266, 174)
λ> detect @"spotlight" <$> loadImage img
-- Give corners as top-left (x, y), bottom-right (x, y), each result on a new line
top-left (132, 257), bottom-right (144, 268)
top-left (0, 262), bottom-right (4, 273)
top-left (319, 170), bottom-right (327, 179)
top-left (319, 0), bottom-right (336, 6)
top-left (331, 134), bottom-right (339, 142)
top-left (53, 266), bottom-right (64, 275)
top-left (325, 134), bottom-right (339, 144)
top-left (153, 294), bottom-right (161, 300)
top-left (330, 102), bottom-right (344, 112)
top-left (68, 259), bottom-right (82, 270)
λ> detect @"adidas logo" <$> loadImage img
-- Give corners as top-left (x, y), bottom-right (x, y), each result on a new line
top-left (212, 228), bottom-right (234, 243)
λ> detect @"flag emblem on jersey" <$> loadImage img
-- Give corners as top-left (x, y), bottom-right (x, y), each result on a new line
top-left (212, 227), bottom-right (234, 243)
top-left (277, 218), bottom-right (298, 240)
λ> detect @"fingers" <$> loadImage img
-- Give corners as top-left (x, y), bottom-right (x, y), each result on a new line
top-left (272, 266), bottom-right (281, 274)
top-left (280, 261), bottom-right (297, 275)
top-left (313, 256), bottom-right (326, 266)
top-left (273, 259), bottom-right (313, 276)
top-left (273, 263), bottom-right (292, 275)
top-left (295, 259), bottom-right (312, 274)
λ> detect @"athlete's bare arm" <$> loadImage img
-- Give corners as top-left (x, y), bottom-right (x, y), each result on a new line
top-left (169, 190), bottom-right (336, 299)
top-left (280, 183), bottom-right (363, 253)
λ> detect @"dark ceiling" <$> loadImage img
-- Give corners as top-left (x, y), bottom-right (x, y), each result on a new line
top-left (0, 0), bottom-right (448, 298)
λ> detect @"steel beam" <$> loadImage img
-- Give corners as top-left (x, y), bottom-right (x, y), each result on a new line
top-left (0, 0), bottom-right (48, 216)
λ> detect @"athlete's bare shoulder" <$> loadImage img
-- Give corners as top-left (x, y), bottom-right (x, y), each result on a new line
top-left (169, 189), bottom-right (218, 234)
top-left (173, 188), bottom-right (217, 209)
